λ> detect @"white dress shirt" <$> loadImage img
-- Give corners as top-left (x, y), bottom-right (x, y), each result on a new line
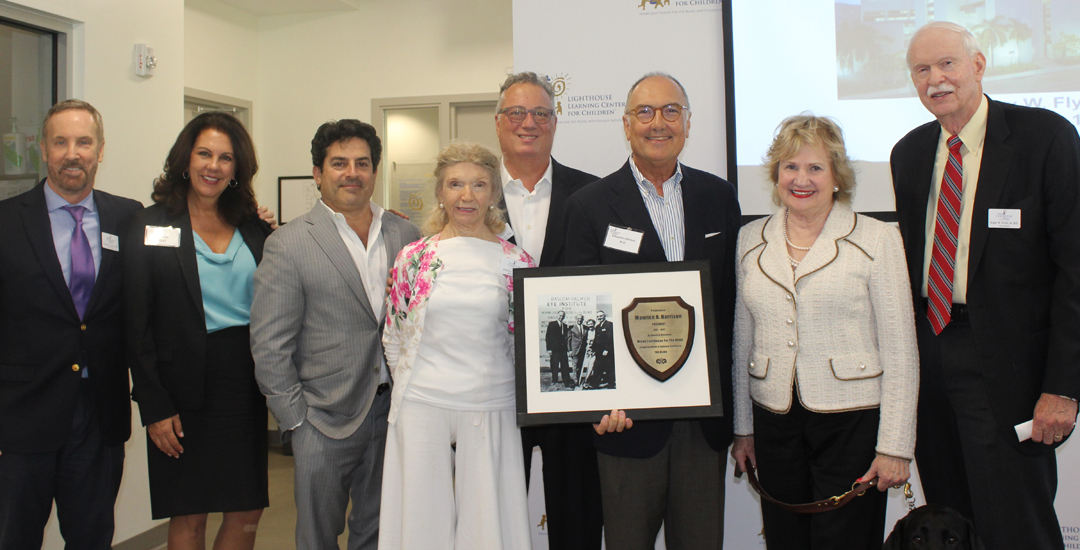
top-left (501, 158), bottom-right (554, 261)
top-left (321, 199), bottom-right (391, 385)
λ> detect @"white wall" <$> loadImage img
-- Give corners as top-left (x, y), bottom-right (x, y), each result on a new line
top-left (184, 0), bottom-right (259, 105)
top-left (1, 0), bottom-right (185, 547)
top-left (252, 0), bottom-right (512, 208)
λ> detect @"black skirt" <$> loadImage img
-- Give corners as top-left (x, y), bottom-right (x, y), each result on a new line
top-left (147, 325), bottom-right (269, 519)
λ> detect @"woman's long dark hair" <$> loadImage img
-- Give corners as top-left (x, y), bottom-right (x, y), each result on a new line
top-left (152, 112), bottom-right (259, 226)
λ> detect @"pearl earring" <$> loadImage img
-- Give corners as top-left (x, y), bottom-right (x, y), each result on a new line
top-left (439, 203), bottom-right (444, 208)
top-left (833, 186), bottom-right (839, 193)
top-left (489, 205), bottom-right (494, 210)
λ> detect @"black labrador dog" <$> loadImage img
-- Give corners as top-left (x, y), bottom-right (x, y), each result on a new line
top-left (883, 504), bottom-right (985, 550)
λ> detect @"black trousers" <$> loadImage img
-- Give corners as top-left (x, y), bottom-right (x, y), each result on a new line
top-left (521, 424), bottom-right (604, 550)
top-left (0, 379), bottom-right (125, 549)
top-left (753, 401), bottom-right (886, 550)
top-left (550, 349), bottom-right (572, 385)
top-left (914, 314), bottom-right (1063, 550)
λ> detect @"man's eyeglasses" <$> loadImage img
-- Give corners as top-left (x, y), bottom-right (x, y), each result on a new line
top-left (627, 104), bottom-right (690, 123)
top-left (498, 106), bottom-right (555, 124)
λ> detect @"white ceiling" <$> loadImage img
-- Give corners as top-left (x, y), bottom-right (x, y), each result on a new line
top-left (212, 0), bottom-right (360, 16)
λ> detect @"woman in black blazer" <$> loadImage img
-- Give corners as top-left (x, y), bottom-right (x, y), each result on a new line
top-left (125, 112), bottom-right (272, 550)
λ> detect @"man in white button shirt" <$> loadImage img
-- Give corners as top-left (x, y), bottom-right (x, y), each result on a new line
top-left (251, 119), bottom-right (420, 550)
top-left (496, 71), bottom-right (604, 550)
top-left (891, 22), bottom-right (1080, 550)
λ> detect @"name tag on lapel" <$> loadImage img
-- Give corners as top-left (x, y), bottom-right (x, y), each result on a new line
top-left (144, 226), bottom-right (181, 247)
top-left (988, 209), bottom-right (1021, 229)
top-left (604, 225), bottom-right (644, 254)
top-left (102, 232), bottom-right (119, 251)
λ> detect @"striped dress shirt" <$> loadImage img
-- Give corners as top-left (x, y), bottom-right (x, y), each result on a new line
top-left (629, 156), bottom-right (685, 261)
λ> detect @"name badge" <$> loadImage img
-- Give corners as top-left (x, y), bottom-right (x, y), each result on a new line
top-left (144, 226), bottom-right (181, 247)
top-left (499, 257), bottom-right (528, 276)
top-left (101, 232), bottom-right (119, 252)
top-left (988, 209), bottom-right (1021, 229)
top-left (604, 225), bottom-right (644, 254)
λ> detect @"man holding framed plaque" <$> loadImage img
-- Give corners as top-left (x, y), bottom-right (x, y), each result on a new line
top-left (563, 73), bottom-right (740, 549)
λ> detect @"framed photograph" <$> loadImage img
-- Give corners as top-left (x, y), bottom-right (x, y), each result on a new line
top-left (278, 176), bottom-right (320, 224)
top-left (513, 261), bottom-right (723, 426)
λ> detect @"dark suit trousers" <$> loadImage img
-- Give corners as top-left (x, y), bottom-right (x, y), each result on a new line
top-left (915, 315), bottom-right (1063, 550)
top-left (521, 424), bottom-right (604, 549)
top-left (753, 402), bottom-right (886, 550)
top-left (596, 420), bottom-right (724, 550)
top-left (0, 380), bottom-right (124, 549)
top-left (550, 349), bottom-right (572, 385)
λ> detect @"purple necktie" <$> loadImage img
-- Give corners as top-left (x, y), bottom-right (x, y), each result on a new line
top-left (61, 205), bottom-right (95, 319)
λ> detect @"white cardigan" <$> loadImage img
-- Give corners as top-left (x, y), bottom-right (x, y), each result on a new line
top-left (732, 202), bottom-right (919, 460)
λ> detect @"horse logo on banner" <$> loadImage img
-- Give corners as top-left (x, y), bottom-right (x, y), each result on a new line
top-left (638, 0), bottom-right (670, 10)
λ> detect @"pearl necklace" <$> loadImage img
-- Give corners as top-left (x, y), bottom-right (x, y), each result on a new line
top-left (784, 210), bottom-right (812, 251)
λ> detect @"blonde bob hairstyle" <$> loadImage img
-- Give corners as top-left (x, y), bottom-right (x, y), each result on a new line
top-left (422, 141), bottom-right (507, 237)
top-left (764, 114), bottom-right (855, 207)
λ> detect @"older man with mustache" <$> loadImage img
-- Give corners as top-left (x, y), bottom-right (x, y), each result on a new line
top-left (891, 22), bottom-right (1080, 550)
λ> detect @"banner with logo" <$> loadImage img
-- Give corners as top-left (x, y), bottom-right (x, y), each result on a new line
top-left (513, 0), bottom-right (727, 182)
top-left (513, 2), bottom-right (741, 548)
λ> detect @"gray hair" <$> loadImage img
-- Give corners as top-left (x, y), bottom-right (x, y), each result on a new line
top-left (497, 72), bottom-right (556, 112)
top-left (907, 22), bottom-right (983, 70)
top-left (624, 72), bottom-right (690, 113)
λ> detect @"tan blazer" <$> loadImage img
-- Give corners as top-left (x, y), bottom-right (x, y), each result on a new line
top-left (733, 202), bottom-right (919, 459)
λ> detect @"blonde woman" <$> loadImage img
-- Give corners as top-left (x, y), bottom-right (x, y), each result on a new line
top-left (379, 142), bottom-right (535, 549)
top-left (731, 115), bottom-right (918, 549)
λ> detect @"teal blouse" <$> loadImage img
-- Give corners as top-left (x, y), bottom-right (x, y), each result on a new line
top-left (193, 228), bottom-right (256, 333)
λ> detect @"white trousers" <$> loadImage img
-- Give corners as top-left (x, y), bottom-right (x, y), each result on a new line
top-left (378, 399), bottom-right (532, 550)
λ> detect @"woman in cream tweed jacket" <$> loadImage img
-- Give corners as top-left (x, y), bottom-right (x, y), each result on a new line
top-left (731, 115), bottom-right (918, 548)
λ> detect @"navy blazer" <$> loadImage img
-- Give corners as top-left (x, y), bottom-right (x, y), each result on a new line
top-left (0, 182), bottom-right (142, 453)
top-left (891, 96), bottom-right (1080, 452)
top-left (563, 160), bottom-right (741, 458)
top-left (125, 203), bottom-right (272, 425)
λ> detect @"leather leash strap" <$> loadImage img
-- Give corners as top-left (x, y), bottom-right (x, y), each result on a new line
top-left (741, 464), bottom-right (877, 514)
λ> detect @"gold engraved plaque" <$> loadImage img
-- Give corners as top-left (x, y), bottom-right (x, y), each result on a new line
top-left (621, 297), bottom-right (695, 382)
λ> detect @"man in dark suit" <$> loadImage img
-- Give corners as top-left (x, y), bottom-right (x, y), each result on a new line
top-left (0, 100), bottom-right (142, 548)
top-left (891, 22), bottom-right (1079, 550)
top-left (495, 71), bottom-right (603, 550)
top-left (546, 311), bottom-right (571, 387)
top-left (563, 72), bottom-right (740, 549)
top-left (590, 311), bottom-right (615, 389)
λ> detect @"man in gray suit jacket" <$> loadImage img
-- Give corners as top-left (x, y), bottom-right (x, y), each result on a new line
top-left (251, 119), bottom-right (420, 550)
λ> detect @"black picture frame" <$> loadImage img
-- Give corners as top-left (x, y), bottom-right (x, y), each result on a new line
top-left (513, 261), bottom-right (723, 426)
top-left (277, 176), bottom-right (318, 225)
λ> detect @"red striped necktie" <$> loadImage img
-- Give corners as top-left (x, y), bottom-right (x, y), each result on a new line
top-left (927, 135), bottom-right (964, 335)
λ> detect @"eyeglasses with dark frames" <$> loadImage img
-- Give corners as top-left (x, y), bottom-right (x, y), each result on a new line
top-left (628, 104), bottom-right (690, 123)
top-left (498, 106), bottom-right (555, 124)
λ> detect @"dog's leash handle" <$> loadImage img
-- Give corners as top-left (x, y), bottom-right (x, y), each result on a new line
top-left (903, 482), bottom-right (916, 511)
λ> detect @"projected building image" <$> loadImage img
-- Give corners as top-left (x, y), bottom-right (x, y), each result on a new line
top-left (836, 0), bottom-right (1080, 99)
